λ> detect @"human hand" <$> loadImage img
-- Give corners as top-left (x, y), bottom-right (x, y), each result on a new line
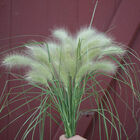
top-left (59, 135), bottom-right (87, 140)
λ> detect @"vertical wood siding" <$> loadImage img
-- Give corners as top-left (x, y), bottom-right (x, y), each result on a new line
top-left (0, 0), bottom-right (140, 139)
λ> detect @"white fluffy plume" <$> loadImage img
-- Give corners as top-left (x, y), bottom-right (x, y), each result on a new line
top-left (3, 27), bottom-right (126, 87)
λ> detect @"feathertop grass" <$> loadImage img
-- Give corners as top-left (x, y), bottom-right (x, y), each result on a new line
top-left (2, 27), bottom-right (134, 139)
top-left (2, 27), bottom-right (125, 88)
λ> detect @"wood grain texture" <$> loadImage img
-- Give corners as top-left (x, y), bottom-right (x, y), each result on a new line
top-left (0, 0), bottom-right (140, 139)
top-left (0, 0), bottom-right (11, 139)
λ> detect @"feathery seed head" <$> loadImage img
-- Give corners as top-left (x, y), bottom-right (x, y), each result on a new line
top-left (3, 54), bottom-right (34, 68)
top-left (26, 71), bottom-right (49, 86)
top-left (26, 45), bottom-right (50, 65)
top-left (2, 27), bottom-right (125, 87)
top-left (52, 28), bottom-right (69, 42)
top-left (76, 27), bottom-right (96, 43)
top-left (99, 46), bottom-right (126, 59)
top-left (92, 61), bottom-right (117, 73)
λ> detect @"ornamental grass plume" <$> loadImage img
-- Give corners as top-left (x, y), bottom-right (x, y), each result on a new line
top-left (2, 27), bottom-right (126, 138)
top-left (3, 27), bottom-right (125, 88)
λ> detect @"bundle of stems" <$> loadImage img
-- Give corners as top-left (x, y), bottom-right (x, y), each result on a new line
top-left (1, 27), bottom-right (140, 139)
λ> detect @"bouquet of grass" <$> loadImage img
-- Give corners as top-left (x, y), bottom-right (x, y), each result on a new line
top-left (2, 26), bottom-right (139, 139)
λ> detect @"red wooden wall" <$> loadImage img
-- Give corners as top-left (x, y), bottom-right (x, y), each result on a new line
top-left (0, 0), bottom-right (140, 139)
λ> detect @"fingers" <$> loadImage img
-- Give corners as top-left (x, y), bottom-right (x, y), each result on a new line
top-left (59, 135), bottom-right (66, 140)
top-left (69, 135), bottom-right (87, 140)
top-left (59, 135), bottom-right (87, 140)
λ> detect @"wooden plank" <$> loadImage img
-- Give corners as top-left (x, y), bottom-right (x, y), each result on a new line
top-left (0, 0), bottom-right (11, 139)
top-left (46, 0), bottom-right (79, 32)
top-left (109, 0), bottom-right (140, 44)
